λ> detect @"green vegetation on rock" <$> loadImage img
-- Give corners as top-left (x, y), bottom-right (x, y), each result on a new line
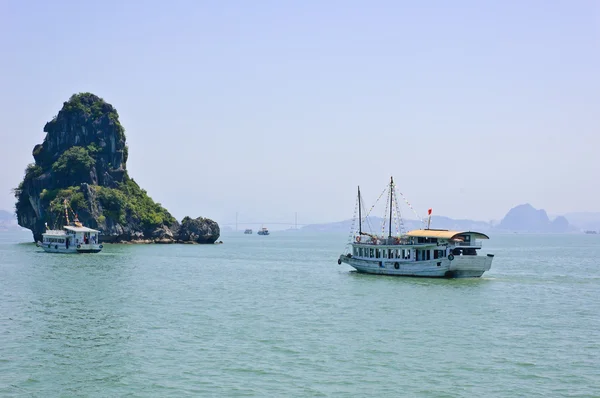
top-left (95, 178), bottom-right (176, 231)
top-left (52, 146), bottom-right (96, 186)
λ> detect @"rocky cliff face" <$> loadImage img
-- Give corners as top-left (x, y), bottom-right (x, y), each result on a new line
top-left (15, 93), bottom-right (219, 244)
top-left (176, 217), bottom-right (221, 244)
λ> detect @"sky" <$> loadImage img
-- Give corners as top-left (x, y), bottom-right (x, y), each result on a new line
top-left (1, 0), bottom-right (598, 228)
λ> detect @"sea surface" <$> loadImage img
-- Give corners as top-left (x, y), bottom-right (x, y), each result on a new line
top-left (1, 230), bottom-right (599, 397)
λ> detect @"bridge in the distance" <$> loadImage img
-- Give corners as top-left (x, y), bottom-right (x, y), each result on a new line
top-left (219, 213), bottom-right (308, 229)
top-left (219, 222), bottom-right (308, 231)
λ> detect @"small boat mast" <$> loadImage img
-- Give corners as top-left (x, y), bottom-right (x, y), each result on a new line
top-left (388, 176), bottom-right (393, 238)
top-left (358, 185), bottom-right (362, 236)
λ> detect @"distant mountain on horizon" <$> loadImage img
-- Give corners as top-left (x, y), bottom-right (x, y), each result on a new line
top-left (496, 203), bottom-right (571, 233)
top-left (301, 203), bottom-right (594, 234)
top-left (301, 215), bottom-right (494, 234)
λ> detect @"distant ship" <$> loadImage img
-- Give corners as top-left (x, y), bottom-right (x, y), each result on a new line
top-left (244, 229), bottom-right (253, 234)
top-left (257, 227), bottom-right (270, 235)
top-left (584, 230), bottom-right (598, 234)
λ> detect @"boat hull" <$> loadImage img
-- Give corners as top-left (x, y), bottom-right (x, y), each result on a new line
top-left (339, 254), bottom-right (493, 278)
top-left (37, 242), bottom-right (103, 254)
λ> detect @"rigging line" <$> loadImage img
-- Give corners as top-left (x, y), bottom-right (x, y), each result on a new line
top-left (392, 193), bottom-right (400, 236)
top-left (347, 194), bottom-right (359, 247)
top-left (359, 191), bottom-right (375, 234)
top-left (364, 186), bottom-right (388, 219)
top-left (362, 199), bottom-right (374, 234)
top-left (398, 191), bottom-right (423, 224)
top-left (393, 186), bottom-right (405, 234)
top-left (381, 186), bottom-right (389, 237)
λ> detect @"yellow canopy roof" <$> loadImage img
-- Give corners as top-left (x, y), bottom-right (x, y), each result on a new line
top-left (405, 229), bottom-right (490, 240)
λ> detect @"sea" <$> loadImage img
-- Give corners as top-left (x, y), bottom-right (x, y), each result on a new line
top-left (1, 230), bottom-right (599, 397)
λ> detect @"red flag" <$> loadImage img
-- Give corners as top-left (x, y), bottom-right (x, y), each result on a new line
top-left (428, 208), bottom-right (432, 215)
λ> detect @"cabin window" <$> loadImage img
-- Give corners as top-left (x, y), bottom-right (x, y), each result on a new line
top-left (359, 248), bottom-right (363, 257)
top-left (353, 247), bottom-right (358, 256)
top-left (426, 250), bottom-right (431, 260)
top-left (388, 249), bottom-right (393, 259)
top-left (375, 249), bottom-right (380, 259)
top-left (383, 249), bottom-right (387, 259)
top-left (369, 248), bottom-right (374, 258)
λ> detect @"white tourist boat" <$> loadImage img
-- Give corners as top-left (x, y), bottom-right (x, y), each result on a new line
top-left (337, 177), bottom-right (494, 278)
top-left (36, 200), bottom-right (103, 254)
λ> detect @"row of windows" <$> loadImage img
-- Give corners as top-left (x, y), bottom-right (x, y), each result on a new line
top-left (44, 237), bottom-right (65, 243)
top-left (354, 247), bottom-right (448, 261)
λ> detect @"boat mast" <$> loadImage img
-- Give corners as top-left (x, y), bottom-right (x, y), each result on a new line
top-left (388, 176), bottom-right (393, 238)
top-left (358, 186), bottom-right (362, 235)
top-left (63, 198), bottom-right (70, 226)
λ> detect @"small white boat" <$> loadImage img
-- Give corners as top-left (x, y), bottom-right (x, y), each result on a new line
top-left (337, 177), bottom-right (494, 278)
top-left (36, 199), bottom-right (103, 254)
top-left (38, 225), bottom-right (103, 254)
top-left (257, 227), bottom-right (269, 235)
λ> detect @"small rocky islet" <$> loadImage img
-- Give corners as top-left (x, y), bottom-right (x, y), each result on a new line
top-left (14, 92), bottom-right (220, 244)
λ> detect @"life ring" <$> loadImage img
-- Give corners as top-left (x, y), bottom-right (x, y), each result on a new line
top-left (448, 254), bottom-right (454, 261)
top-left (99, 244), bottom-right (103, 249)
top-left (394, 262), bottom-right (399, 269)
top-left (77, 244), bottom-right (81, 249)
top-left (355, 236), bottom-right (361, 243)
top-left (337, 258), bottom-right (342, 265)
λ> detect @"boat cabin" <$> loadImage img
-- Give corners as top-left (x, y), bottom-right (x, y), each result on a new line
top-left (351, 229), bottom-right (489, 262)
top-left (64, 226), bottom-right (100, 245)
top-left (42, 226), bottom-right (100, 247)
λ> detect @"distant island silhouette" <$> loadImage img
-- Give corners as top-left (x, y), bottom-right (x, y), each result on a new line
top-left (300, 204), bottom-right (599, 234)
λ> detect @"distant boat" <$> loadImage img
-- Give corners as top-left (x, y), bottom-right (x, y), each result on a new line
top-left (244, 229), bottom-right (253, 234)
top-left (257, 227), bottom-right (269, 235)
top-left (584, 230), bottom-right (598, 234)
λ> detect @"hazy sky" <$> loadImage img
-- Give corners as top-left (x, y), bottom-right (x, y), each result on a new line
top-left (1, 0), bottom-right (598, 227)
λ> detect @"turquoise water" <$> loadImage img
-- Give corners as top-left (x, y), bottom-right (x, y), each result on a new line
top-left (1, 230), bottom-right (599, 397)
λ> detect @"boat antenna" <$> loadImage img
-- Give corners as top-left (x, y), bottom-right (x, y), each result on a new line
top-left (388, 177), bottom-right (393, 238)
top-left (358, 186), bottom-right (362, 236)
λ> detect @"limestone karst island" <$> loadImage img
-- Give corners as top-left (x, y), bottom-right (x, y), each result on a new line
top-left (14, 93), bottom-right (220, 244)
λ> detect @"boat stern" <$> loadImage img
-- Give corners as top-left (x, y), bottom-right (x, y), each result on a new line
top-left (449, 253), bottom-right (494, 278)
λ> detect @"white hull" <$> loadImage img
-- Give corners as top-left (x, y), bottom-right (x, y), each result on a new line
top-left (38, 242), bottom-right (103, 254)
top-left (339, 254), bottom-right (493, 278)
